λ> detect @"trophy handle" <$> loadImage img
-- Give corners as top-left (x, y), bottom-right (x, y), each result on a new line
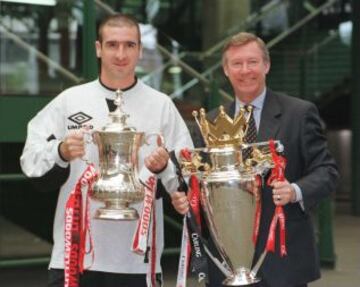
top-left (81, 130), bottom-right (95, 165)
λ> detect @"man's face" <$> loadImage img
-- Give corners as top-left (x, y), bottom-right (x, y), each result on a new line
top-left (223, 41), bottom-right (270, 103)
top-left (95, 25), bottom-right (141, 86)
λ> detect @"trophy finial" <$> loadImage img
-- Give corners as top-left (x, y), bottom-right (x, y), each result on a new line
top-left (110, 89), bottom-right (129, 126)
top-left (101, 89), bottom-right (135, 132)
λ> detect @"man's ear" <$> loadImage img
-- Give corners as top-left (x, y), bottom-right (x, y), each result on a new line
top-left (265, 60), bottom-right (271, 74)
top-left (139, 44), bottom-right (143, 59)
top-left (95, 41), bottom-right (101, 58)
top-left (223, 64), bottom-right (229, 77)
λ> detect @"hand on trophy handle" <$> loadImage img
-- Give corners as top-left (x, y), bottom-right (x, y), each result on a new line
top-left (170, 191), bottom-right (189, 215)
top-left (144, 134), bottom-right (169, 174)
top-left (270, 179), bottom-right (296, 206)
top-left (59, 130), bottom-right (86, 162)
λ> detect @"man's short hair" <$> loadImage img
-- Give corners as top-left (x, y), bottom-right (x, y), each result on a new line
top-left (222, 32), bottom-right (270, 64)
top-left (97, 14), bottom-right (141, 44)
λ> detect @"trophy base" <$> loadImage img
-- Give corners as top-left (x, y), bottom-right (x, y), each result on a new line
top-left (94, 207), bottom-right (139, 221)
top-left (222, 268), bottom-right (260, 286)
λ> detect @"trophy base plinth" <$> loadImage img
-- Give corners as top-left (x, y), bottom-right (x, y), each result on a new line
top-left (222, 268), bottom-right (260, 286)
top-left (94, 207), bottom-right (139, 221)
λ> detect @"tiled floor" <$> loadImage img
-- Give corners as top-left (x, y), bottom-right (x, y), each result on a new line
top-left (0, 213), bottom-right (359, 287)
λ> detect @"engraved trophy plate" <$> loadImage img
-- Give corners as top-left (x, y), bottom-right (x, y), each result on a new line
top-left (180, 107), bottom-right (282, 286)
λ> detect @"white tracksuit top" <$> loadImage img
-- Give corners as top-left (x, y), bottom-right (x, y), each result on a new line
top-left (20, 79), bottom-right (193, 274)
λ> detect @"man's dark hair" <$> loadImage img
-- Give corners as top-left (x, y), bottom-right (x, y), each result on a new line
top-left (97, 13), bottom-right (141, 44)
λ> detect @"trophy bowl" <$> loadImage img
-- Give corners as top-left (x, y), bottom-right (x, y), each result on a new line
top-left (200, 147), bottom-right (260, 286)
top-left (91, 130), bottom-right (145, 220)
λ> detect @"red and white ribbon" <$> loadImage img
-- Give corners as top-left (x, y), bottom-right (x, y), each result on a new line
top-left (146, 193), bottom-right (157, 287)
top-left (266, 139), bottom-right (287, 257)
top-left (132, 176), bottom-right (156, 255)
top-left (64, 164), bottom-right (97, 287)
top-left (131, 176), bottom-right (158, 286)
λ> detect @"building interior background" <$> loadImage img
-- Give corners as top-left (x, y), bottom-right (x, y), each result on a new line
top-left (0, 0), bottom-right (359, 286)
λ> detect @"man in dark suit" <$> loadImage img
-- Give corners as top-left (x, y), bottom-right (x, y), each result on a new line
top-left (171, 32), bottom-right (339, 287)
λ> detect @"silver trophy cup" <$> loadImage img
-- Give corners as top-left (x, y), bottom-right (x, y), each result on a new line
top-left (201, 147), bottom-right (260, 286)
top-left (91, 129), bottom-right (145, 220)
top-left (180, 107), bottom-right (281, 286)
top-left (88, 89), bottom-right (148, 220)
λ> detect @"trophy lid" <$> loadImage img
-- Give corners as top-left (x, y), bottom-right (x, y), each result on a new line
top-left (101, 89), bottom-right (136, 133)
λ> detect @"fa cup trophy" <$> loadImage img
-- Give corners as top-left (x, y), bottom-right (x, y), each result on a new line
top-left (180, 106), bottom-right (282, 286)
top-left (90, 89), bottom-right (146, 220)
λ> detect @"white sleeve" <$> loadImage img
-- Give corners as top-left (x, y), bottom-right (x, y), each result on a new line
top-left (20, 95), bottom-right (68, 178)
top-left (155, 99), bottom-right (194, 194)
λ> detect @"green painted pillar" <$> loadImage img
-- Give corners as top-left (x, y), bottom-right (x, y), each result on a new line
top-left (206, 74), bottom-right (221, 110)
top-left (318, 197), bottom-right (335, 267)
top-left (82, 0), bottom-right (98, 81)
top-left (352, 0), bottom-right (360, 216)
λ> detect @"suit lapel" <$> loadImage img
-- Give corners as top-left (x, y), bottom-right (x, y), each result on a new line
top-left (257, 90), bottom-right (282, 142)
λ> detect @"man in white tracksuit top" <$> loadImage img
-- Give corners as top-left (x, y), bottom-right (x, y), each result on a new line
top-left (20, 14), bottom-right (193, 287)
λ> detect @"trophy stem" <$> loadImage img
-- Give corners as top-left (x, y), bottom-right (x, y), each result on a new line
top-left (94, 200), bottom-right (139, 221)
top-left (222, 267), bottom-right (260, 286)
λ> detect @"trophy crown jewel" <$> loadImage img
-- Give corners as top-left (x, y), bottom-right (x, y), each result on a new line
top-left (192, 105), bottom-right (251, 148)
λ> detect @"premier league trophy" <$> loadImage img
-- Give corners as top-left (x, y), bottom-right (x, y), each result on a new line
top-left (180, 106), bottom-right (282, 286)
top-left (90, 89), bottom-right (145, 220)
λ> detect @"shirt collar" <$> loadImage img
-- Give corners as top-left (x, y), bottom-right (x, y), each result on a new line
top-left (235, 87), bottom-right (267, 115)
top-left (98, 77), bottom-right (138, 92)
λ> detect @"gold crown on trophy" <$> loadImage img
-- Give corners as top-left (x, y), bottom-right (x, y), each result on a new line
top-left (193, 105), bottom-right (253, 148)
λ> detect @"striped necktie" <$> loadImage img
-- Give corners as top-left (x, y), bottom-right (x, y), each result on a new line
top-left (243, 105), bottom-right (257, 160)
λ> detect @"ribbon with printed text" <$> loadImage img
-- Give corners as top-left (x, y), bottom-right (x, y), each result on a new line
top-left (64, 163), bottom-right (97, 287)
top-left (132, 176), bottom-right (158, 287)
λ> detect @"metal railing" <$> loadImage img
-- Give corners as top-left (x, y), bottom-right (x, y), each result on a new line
top-left (174, 0), bottom-right (340, 101)
top-left (201, 0), bottom-right (290, 59)
top-left (0, 24), bottom-right (82, 84)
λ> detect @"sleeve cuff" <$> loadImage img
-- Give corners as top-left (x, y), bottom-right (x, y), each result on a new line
top-left (53, 141), bottom-right (69, 169)
top-left (156, 160), bottom-right (178, 193)
top-left (291, 183), bottom-right (305, 210)
top-left (138, 160), bottom-right (178, 194)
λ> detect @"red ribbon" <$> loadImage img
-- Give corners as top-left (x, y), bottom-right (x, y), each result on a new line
top-left (64, 164), bottom-right (97, 287)
top-left (180, 148), bottom-right (192, 161)
top-left (265, 140), bottom-right (287, 257)
top-left (188, 175), bottom-right (202, 226)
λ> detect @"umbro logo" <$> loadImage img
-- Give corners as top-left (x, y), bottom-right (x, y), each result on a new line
top-left (67, 112), bottom-right (93, 130)
top-left (68, 112), bottom-right (92, 125)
